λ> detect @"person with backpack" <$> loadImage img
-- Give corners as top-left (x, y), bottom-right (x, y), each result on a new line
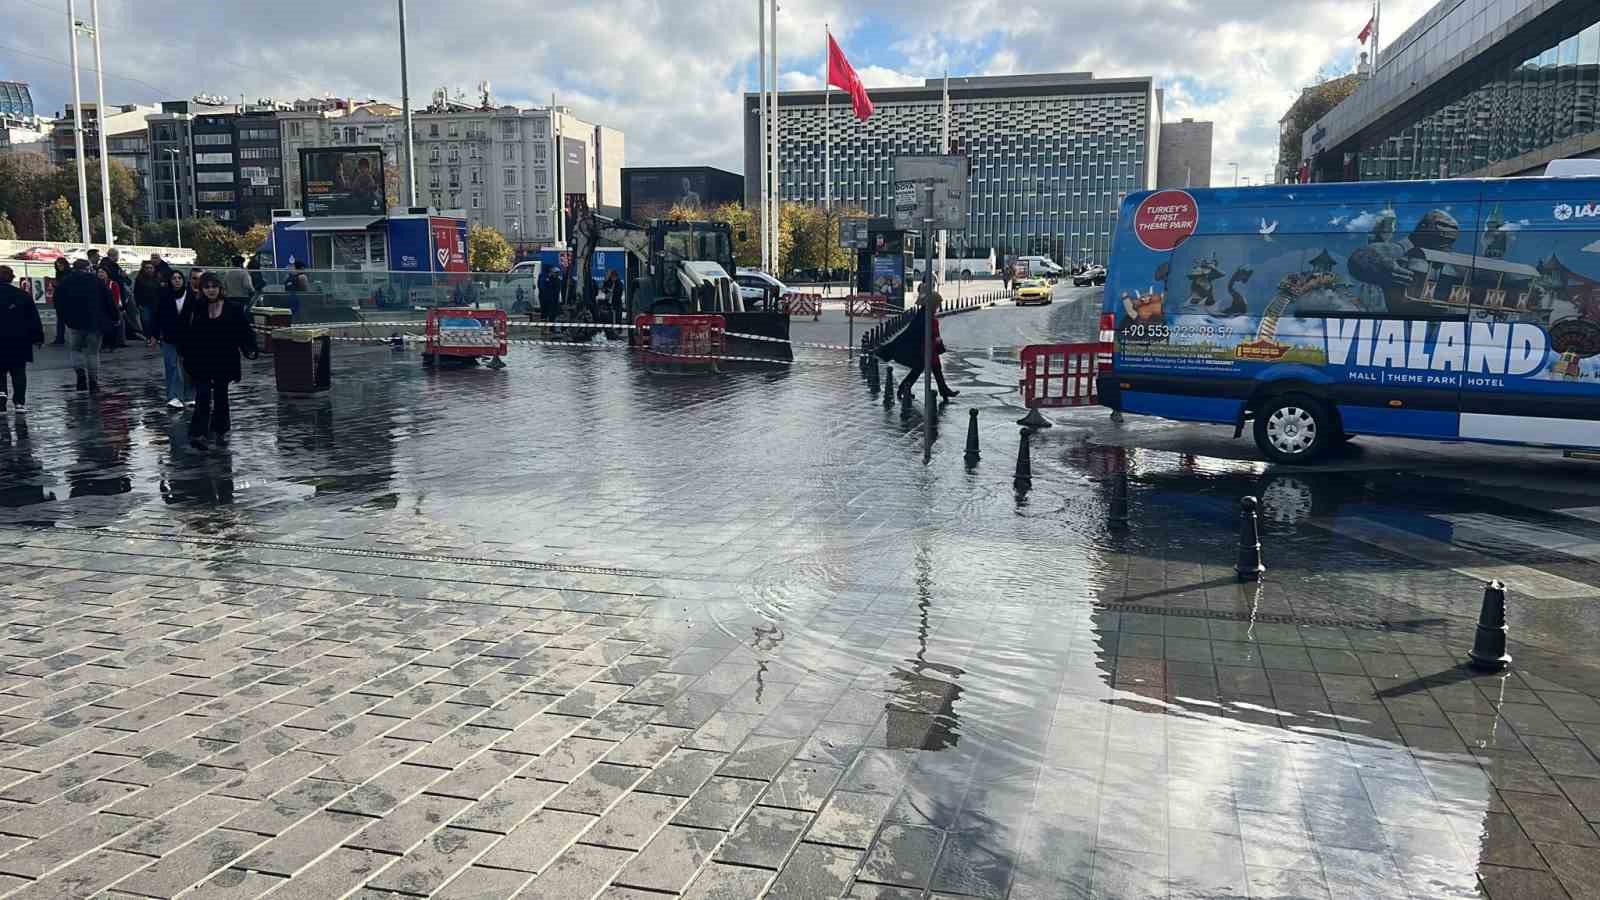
top-left (0, 266), bottom-right (45, 414)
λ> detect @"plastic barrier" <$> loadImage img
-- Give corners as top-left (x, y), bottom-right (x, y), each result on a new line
top-left (1019, 342), bottom-right (1101, 408)
top-left (783, 293), bottom-right (822, 320)
top-left (425, 308), bottom-right (509, 360)
top-left (634, 314), bottom-right (727, 369)
top-left (846, 294), bottom-right (891, 319)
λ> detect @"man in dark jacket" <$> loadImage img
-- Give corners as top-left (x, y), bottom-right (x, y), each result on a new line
top-left (54, 259), bottom-right (117, 392)
top-left (0, 265), bottom-right (45, 413)
top-left (538, 266), bottom-right (563, 322)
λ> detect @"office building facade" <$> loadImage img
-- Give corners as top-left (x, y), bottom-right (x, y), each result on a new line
top-left (1156, 118), bottom-right (1213, 188)
top-left (1304, 0), bottom-right (1600, 182)
top-left (744, 72), bottom-right (1161, 264)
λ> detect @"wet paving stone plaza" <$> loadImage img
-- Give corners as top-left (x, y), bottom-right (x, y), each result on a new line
top-left (2, 303), bottom-right (1600, 898)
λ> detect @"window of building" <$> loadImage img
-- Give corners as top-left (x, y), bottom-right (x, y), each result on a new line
top-left (533, 169), bottom-right (547, 188)
top-left (194, 133), bottom-right (231, 146)
top-left (430, 146), bottom-right (440, 161)
top-left (503, 144), bottom-right (515, 161)
top-left (431, 191), bottom-right (442, 205)
top-left (449, 172), bottom-right (460, 187)
top-left (194, 152), bottom-right (234, 165)
top-left (471, 192), bottom-right (481, 209)
top-left (429, 123), bottom-right (439, 137)
top-left (471, 143), bottom-right (482, 159)
top-left (197, 190), bottom-right (235, 203)
top-left (368, 231), bottom-right (386, 265)
top-left (501, 120), bottom-right (518, 139)
top-left (533, 143), bottom-right (547, 162)
top-left (448, 122), bottom-right (459, 138)
top-left (504, 168), bottom-right (516, 186)
top-left (195, 171), bottom-right (234, 184)
top-left (448, 145), bottom-right (460, 162)
top-left (450, 192), bottom-right (459, 207)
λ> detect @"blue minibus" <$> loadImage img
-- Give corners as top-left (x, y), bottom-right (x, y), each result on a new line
top-left (1097, 176), bottom-right (1600, 463)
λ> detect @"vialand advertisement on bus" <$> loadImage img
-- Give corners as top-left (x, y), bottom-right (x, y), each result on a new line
top-left (1110, 182), bottom-right (1600, 398)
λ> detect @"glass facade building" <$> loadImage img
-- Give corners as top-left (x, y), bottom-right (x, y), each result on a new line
top-left (1306, 0), bottom-right (1600, 182)
top-left (745, 73), bottom-right (1160, 265)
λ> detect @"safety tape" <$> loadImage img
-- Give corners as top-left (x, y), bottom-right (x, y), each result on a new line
top-left (255, 320), bottom-right (863, 353)
top-left (308, 331), bottom-right (856, 367)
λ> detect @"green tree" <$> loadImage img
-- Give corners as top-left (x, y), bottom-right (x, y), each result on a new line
top-left (1279, 74), bottom-right (1362, 175)
top-left (0, 153), bottom-right (54, 233)
top-left (43, 158), bottom-right (140, 239)
top-left (189, 218), bottom-right (246, 266)
top-left (43, 196), bottom-right (78, 241)
top-left (468, 224), bottom-right (513, 272)
top-left (140, 218), bottom-right (183, 248)
top-left (0, 212), bottom-right (15, 241)
top-left (241, 223), bottom-right (271, 259)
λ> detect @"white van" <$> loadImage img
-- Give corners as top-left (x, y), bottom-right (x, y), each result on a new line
top-left (1014, 256), bottom-right (1066, 279)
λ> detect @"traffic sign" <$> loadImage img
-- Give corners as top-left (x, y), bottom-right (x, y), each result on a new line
top-left (892, 155), bottom-right (969, 232)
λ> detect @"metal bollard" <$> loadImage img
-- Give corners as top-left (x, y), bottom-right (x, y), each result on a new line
top-left (1108, 466), bottom-right (1130, 532)
top-left (883, 365), bottom-right (895, 407)
top-left (964, 409), bottom-right (980, 465)
top-left (1013, 428), bottom-right (1032, 491)
top-left (1235, 496), bottom-right (1266, 582)
top-left (1467, 580), bottom-right (1512, 672)
top-left (867, 358), bottom-right (881, 394)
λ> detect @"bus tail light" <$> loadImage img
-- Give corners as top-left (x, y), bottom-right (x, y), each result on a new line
top-left (1098, 313), bottom-right (1116, 372)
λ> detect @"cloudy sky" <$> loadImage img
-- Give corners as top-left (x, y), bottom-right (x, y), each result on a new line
top-left (5, 0), bottom-right (1434, 185)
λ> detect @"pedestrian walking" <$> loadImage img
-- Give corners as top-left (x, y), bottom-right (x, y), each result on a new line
top-left (55, 259), bottom-right (118, 393)
top-left (97, 265), bottom-right (128, 350)
top-left (538, 266), bottom-right (563, 322)
top-left (189, 268), bottom-right (205, 297)
top-left (601, 269), bottom-right (623, 324)
top-left (134, 261), bottom-right (162, 342)
top-left (222, 255), bottom-right (254, 304)
top-left (178, 272), bottom-right (257, 451)
top-left (876, 281), bottom-right (959, 403)
top-left (150, 269), bottom-right (194, 409)
top-left (50, 257), bottom-right (70, 345)
top-left (0, 266), bottom-right (45, 415)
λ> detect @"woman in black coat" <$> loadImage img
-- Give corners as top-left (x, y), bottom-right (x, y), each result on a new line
top-left (178, 272), bottom-right (257, 450)
top-left (875, 285), bottom-right (958, 403)
top-left (0, 266), bottom-right (45, 414)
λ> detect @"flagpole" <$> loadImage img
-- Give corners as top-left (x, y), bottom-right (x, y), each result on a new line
top-left (937, 71), bottom-right (949, 293)
top-left (824, 25), bottom-right (830, 211)
top-left (1373, 0), bottom-right (1381, 71)
top-left (758, 0), bottom-right (768, 271)
top-left (769, 0), bottom-right (779, 277)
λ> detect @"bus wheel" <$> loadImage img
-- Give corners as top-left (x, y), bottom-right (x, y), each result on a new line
top-left (1253, 394), bottom-right (1332, 464)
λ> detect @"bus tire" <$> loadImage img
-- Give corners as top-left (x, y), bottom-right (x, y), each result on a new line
top-left (1253, 393), bottom-right (1333, 464)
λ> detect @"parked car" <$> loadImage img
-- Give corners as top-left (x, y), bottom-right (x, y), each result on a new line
top-left (11, 246), bottom-right (64, 261)
top-left (734, 269), bottom-right (788, 308)
top-left (1073, 265), bottom-right (1107, 287)
top-left (1013, 277), bottom-right (1054, 306)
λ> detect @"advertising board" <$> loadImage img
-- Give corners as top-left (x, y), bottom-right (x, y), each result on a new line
top-left (300, 146), bottom-right (385, 217)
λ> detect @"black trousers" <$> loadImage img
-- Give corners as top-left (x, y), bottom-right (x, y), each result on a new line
top-left (899, 356), bottom-right (952, 397)
top-left (190, 378), bottom-right (231, 438)
top-left (0, 363), bottom-right (25, 406)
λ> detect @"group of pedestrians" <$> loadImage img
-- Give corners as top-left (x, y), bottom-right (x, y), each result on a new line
top-left (0, 252), bottom-right (257, 451)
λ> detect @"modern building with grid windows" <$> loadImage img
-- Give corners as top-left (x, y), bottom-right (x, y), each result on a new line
top-left (744, 72), bottom-right (1163, 265)
top-left (1304, 0), bottom-right (1600, 182)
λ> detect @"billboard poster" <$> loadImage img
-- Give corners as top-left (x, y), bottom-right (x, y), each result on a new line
top-left (628, 172), bottom-right (709, 220)
top-left (1108, 183), bottom-right (1600, 414)
top-left (300, 146), bottom-right (385, 217)
top-left (389, 218), bottom-right (430, 272)
top-left (561, 137), bottom-right (587, 196)
top-left (429, 217), bottom-right (467, 273)
top-left (872, 253), bottom-right (905, 302)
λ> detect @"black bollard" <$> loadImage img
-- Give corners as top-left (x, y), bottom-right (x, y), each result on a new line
top-left (1235, 495), bottom-right (1266, 582)
top-left (1468, 580), bottom-right (1512, 672)
top-left (867, 358), bottom-right (881, 394)
top-left (1013, 428), bottom-right (1032, 491)
top-left (964, 409), bottom-right (981, 464)
top-left (1108, 467), bottom-right (1130, 532)
top-left (883, 365), bottom-right (895, 407)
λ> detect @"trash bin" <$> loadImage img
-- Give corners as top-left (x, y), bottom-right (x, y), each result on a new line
top-left (273, 327), bottom-right (331, 393)
top-left (251, 307), bottom-right (293, 354)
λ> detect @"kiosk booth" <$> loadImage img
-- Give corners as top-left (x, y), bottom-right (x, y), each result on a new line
top-left (853, 217), bottom-right (913, 310)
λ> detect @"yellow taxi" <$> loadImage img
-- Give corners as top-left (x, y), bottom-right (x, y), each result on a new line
top-left (1013, 277), bottom-right (1053, 306)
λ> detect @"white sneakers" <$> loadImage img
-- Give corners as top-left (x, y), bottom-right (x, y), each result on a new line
top-left (167, 398), bottom-right (184, 409)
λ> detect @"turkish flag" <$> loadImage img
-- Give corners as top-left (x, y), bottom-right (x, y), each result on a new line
top-left (1357, 16), bottom-right (1374, 44)
top-left (827, 34), bottom-right (874, 121)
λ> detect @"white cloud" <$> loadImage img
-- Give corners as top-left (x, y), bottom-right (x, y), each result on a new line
top-left (1346, 211), bottom-right (1379, 232)
top-left (3, 0), bottom-right (1437, 186)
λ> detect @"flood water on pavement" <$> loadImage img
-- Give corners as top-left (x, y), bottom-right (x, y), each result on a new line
top-left (0, 296), bottom-right (1597, 897)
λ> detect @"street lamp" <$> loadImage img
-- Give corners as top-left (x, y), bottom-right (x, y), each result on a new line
top-left (1230, 162), bottom-right (1240, 187)
top-left (163, 148), bottom-right (182, 247)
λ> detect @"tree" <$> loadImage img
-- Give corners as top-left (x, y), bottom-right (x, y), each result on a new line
top-left (468, 223), bottom-right (512, 272)
top-left (1278, 74), bottom-right (1362, 175)
top-left (0, 153), bottom-right (54, 232)
top-left (0, 212), bottom-right (15, 241)
top-left (140, 219), bottom-right (183, 249)
top-left (44, 196), bottom-right (78, 241)
top-left (241, 223), bottom-right (272, 257)
top-left (189, 218), bottom-right (246, 266)
top-left (41, 158), bottom-right (140, 240)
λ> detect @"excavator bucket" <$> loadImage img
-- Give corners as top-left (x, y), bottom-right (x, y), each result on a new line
top-left (721, 311), bottom-right (793, 365)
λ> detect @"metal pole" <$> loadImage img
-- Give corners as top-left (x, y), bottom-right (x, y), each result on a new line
top-left (166, 149), bottom-right (182, 246)
top-left (769, 0), bottom-right (779, 277)
top-left (823, 24), bottom-right (830, 212)
top-left (67, 0), bottom-right (91, 244)
top-left (922, 182), bottom-right (935, 464)
top-left (757, 0), bottom-right (767, 271)
top-left (398, 0), bottom-right (417, 207)
top-left (90, 0), bottom-right (112, 244)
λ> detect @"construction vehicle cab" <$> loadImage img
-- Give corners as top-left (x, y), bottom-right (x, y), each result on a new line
top-left (565, 210), bottom-right (793, 363)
